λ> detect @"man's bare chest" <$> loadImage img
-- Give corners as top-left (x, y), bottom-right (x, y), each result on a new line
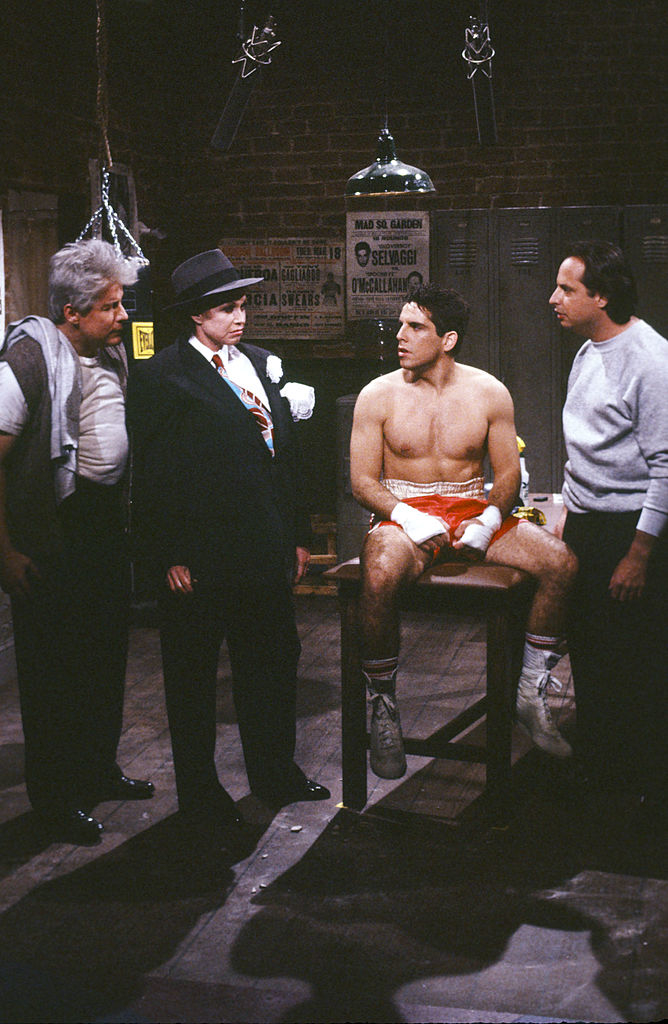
top-left (383, 395), bottom-right (488, 462)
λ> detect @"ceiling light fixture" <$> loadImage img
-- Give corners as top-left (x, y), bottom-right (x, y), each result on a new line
top-left (345, 121), bottom-right (436, 198)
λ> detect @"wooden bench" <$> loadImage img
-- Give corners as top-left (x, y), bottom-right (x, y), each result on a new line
top-left (293, 515), bottom-right (338, 595)
top-left (324, 558), bottom-right (535, 810)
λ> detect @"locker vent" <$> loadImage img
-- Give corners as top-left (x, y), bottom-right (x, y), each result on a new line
top-left (511, 238), bottom-right (540, 265)
top-left (448, 239), bottom-right (478, 269)
top-left (641, 235), bottom-right (668, 263)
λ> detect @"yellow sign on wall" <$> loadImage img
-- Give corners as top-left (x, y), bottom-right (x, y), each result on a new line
top-left (132, 322), bottom-right (154, 359)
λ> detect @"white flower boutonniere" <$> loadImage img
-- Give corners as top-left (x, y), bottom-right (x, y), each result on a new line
top-left (280, 381), bottom-right (316, 421)
top-left (266, 354), bottom-right (283, 384)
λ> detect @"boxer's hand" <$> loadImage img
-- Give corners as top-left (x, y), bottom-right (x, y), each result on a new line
top-left (391, 502), bottom-right (450, 546)
top-left (453, 505), bottom-right (502, 559)
top-left (418, 531), bottom-right (451, 557)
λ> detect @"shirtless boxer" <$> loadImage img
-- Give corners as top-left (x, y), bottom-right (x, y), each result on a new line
top-left (350, 282), bottom-right (578, 778)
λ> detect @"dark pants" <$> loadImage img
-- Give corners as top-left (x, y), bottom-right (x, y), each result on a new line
top-left (158, 571), bottom-right (302, 814)
top-left (11, 477), bottom-right (129, 816)
top-left (563, 509), bottom-right (668, 798)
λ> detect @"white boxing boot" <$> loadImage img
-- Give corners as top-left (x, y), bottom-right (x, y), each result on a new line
top-left (515, 645), bottom-right (572, 758)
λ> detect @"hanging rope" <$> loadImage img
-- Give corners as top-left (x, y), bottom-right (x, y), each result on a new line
top-left (76, 0), bottom-right (147, 261)
top-left (95, 0), bottom-right (113, 168)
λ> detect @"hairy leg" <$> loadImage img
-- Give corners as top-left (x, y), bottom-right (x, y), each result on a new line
top-left (359, 525), bottom-right (427, 780)
top-left (359, 525), bottom-right (430, 659)
top-left (486, 521), bottom-right (578, 636)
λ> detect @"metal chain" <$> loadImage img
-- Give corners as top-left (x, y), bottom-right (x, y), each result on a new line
top-left (76, 168), bottom-right (147, 261)
top-left (77, 1), bottom-right (146, 260)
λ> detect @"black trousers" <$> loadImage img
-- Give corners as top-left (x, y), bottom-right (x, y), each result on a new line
top-left (11, 478), bottom-right (129, 816)
top-left (563, 509), bottom-right (668, 797)
top-left (158, 571), bottom-right (302, 814)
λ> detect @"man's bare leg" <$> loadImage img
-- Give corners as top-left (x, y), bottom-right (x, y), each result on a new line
top-left (487, 521), bottom-right (579, 757)
top-left (359, 526), bottom-right (430, 778)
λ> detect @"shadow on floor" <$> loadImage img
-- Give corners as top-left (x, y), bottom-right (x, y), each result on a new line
top-left (0, 812), bottom-right (265, 1024)
top-left (0, 742), bottom-right (25, 792)
top-left (0, 811), bottom-right (56, 877)
top-left (230, 752), bottom-right (668, 1024)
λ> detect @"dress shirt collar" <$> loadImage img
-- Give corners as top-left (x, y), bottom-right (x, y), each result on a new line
top-left (188, 335), bottom-right (271, 411)
top-left (188, 335), bottom-right (242, 367)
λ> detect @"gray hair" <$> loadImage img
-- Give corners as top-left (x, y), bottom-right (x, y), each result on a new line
top-left (48, 239), bottom-right (140, 323)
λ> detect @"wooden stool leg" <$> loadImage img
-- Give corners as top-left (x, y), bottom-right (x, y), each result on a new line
top-left (485, 603), bottom-right (514, 805)
top-left (340, 589), bottom-right (368, 810)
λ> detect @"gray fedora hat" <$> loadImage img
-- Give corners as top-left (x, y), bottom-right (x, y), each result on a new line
top-left (164, 249), bottom-right (264, 311)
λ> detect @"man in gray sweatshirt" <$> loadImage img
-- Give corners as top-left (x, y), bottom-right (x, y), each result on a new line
top-left (551, 240), bottom-right (668, 826)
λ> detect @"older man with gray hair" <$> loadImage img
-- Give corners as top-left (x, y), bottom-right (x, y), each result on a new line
top-left (0, 239), bottom-right (154, 845)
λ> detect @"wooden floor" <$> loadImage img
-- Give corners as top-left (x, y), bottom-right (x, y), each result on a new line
top-left (0, 594), bottom-right (666, 1024)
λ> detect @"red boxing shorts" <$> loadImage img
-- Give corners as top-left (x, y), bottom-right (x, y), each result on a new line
top-left (370, 494), bottom-right (520, 560)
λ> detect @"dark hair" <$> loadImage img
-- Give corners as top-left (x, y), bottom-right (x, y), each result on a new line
top-left (566, 240), bottom-right (637, 324)
top-left (405, 281), bottom-right (471, 352)
top-left (188, 286), bottom-right (248, 318)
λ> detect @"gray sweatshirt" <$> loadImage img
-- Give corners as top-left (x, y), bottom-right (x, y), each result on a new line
top-left (562, 318), bottom-right (668, 537)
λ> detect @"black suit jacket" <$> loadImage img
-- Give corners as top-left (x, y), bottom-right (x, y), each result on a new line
top-left (128, 335), bottom-right (309, 584)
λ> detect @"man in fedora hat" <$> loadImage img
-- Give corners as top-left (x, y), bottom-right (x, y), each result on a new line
top-left (129, 249), bottom-right (329, 838)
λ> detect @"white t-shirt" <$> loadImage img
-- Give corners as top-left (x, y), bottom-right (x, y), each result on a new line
top-left (0, 362), bottom-right (28, 432)
top-left (0, 356), bottom-right (128, 484)
top-left (77, 355), bottom-right (128, 483)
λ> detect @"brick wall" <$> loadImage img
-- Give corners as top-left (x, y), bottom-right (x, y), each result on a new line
top-left (2, 0), bottom-right (665, 266)
top-left (0, 0), bottom-right (666, 523)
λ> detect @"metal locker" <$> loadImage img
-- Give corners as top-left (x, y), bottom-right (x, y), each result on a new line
top-left (432, 210), bottom-right (494, 374)
top-left (555, 206), bottom-right (621, 257)
top-left (496, 208), bottom-right (557, 493)
top-left (622, 205), bottom-right (668, 338)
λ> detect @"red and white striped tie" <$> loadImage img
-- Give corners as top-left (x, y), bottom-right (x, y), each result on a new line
top-left (212, 352), bottom-right (275, 455)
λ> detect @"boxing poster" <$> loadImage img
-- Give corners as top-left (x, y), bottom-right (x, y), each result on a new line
top-left (220, 238), bottom-right (345, 341)
top-left (346, 211), bottom-right (430, 320)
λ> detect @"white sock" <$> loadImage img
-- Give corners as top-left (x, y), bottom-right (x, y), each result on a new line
top-left (522, 633), bottom-right (564, 675)
top-left (362, 656), bottom-right (398, 694)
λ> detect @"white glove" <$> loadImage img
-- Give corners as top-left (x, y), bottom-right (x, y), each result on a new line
top-left (391, 502), bottom-right (450, 546)
top-left (280, 382), bottom-right (315, 421)
top-left (455, 504), bottom-right (502, 555)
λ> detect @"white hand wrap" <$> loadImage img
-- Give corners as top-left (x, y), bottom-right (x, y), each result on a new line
top-left (458, 504), bottom-right (502, 554)
top-left (391, 502), bottom-right (449, 545)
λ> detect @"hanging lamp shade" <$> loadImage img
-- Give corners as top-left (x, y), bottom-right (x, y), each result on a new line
top-left (345, 124), bottom-right (436, 197)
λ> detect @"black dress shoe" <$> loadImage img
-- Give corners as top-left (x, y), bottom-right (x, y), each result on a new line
top-left (37, 809), bottom-right (104, 846)
top-left (254, 777), bottom-right (331, 806)
top-left (99, 774), bottom-right (155, 802)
